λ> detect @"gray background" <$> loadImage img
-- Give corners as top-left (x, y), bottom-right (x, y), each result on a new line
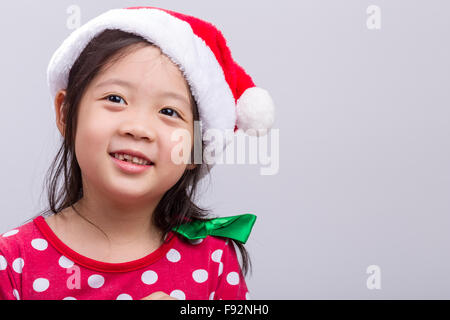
top-left (1, 0), bottom-right (449, 299)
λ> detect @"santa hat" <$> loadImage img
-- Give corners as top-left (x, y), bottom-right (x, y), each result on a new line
top-left (47, 6), bottom-right (275, 178)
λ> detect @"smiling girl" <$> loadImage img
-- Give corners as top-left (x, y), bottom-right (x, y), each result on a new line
top-left (0, 6), bottom-right (274, 300)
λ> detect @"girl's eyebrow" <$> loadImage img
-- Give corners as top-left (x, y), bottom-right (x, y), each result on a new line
top-left (95, 78), bottom-right (190, 106)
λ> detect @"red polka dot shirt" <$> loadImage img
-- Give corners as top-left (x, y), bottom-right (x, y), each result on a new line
top-left (0, 216), bottom-right (250, 300)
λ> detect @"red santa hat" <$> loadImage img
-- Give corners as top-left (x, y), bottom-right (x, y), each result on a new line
top-left (47, 6), bottom-right (275, 176)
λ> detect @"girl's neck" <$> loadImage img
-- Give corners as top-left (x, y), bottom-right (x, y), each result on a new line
top-left (43, 200), bottom-right (167, 263)
top-left (70, 197), bottom-right (164, 247)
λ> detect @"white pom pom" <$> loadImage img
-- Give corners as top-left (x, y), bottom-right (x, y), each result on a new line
top-left (236, 87), bottom-right (275, 136)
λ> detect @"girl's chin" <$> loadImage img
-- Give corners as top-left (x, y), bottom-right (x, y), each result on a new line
top-left (104, 183), bottom-right (158, 201)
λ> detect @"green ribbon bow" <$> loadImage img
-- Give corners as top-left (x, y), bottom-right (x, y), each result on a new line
top-left (171, 214), bottom-right (257, 244)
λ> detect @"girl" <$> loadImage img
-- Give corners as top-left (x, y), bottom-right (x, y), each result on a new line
top-left (0, 6), bottom-right (274, 300)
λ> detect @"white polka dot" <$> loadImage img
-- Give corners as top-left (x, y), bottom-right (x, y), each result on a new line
top-left (211, 249), bottom-right (223, 263)
top-left (58, 256), bottom-right (74, 268)
top-left (170, 289), bottom-right (185, 300)
top-left (33, 278), bottom-right (49, 292)
top-left (12, 258), bottom-right (24, 274)
top-left (166, 248), bottom-right (181, 263)
top-left (13, 289), bottom-right (20, 300)
top-left (116, 293), bottom-right (133, 300)
top-left (63, 297), bottom-right (77, 300)
top-left (226, 272), bottom-right (240, 285)
top-left (192, 269), bottom-right (208, 283)
top-left (2, 229), bottom-right (19, 237)
top-left (209, 291), bottom-right (215, 300)
top-left (0, 255), bottom-right (7, 270)
top-left (189, 238), bottom-right (203, 245)
top-left (218, 262), bottom-right (223, 276)
top-left (87, 274), bottom-right (105, 288)
top-left (31, 239), bottom-right (48, 251)
top-left (141, 270), bottom-right (158, 285)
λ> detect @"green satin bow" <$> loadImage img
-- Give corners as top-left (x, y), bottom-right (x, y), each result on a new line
top-left (171, 214), bottom-right (257, 244)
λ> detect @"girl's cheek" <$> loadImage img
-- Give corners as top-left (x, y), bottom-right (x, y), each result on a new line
top-left (76, 109), bottom-right (111, 153)
top-left (165, 132), bottom-right (193, 166)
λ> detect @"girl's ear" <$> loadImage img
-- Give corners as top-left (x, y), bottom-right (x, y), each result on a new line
top-left (54, 89), bottom-right (67, 138)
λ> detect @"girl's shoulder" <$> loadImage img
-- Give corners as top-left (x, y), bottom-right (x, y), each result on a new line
top-left (0, 217), bottom-right (42, 257)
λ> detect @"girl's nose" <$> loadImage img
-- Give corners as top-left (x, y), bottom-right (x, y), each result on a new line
top-left (118, 122), bottom-right (156, 141)
top-left (117, 104), bottom-right (159, 141)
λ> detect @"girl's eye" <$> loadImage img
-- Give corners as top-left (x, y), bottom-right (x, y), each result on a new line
top-left (104, 96), bottom-right (181, 119)
top-left (105, 94), bottom-right (126, 105)
top-left (160, 107), bottom-right (182, 119)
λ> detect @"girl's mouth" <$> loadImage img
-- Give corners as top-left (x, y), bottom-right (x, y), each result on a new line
top-left (109, 153), bottom-right (154, 174)
top-left (109, 153), bottom-right (153, 165)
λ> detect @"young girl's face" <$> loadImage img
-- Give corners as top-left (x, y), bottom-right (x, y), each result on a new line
top-left (69, 44), bottom-right (195, 204)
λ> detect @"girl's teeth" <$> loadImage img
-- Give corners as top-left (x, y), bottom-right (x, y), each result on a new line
top-left (113, 153), bottom-right (150, 165)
